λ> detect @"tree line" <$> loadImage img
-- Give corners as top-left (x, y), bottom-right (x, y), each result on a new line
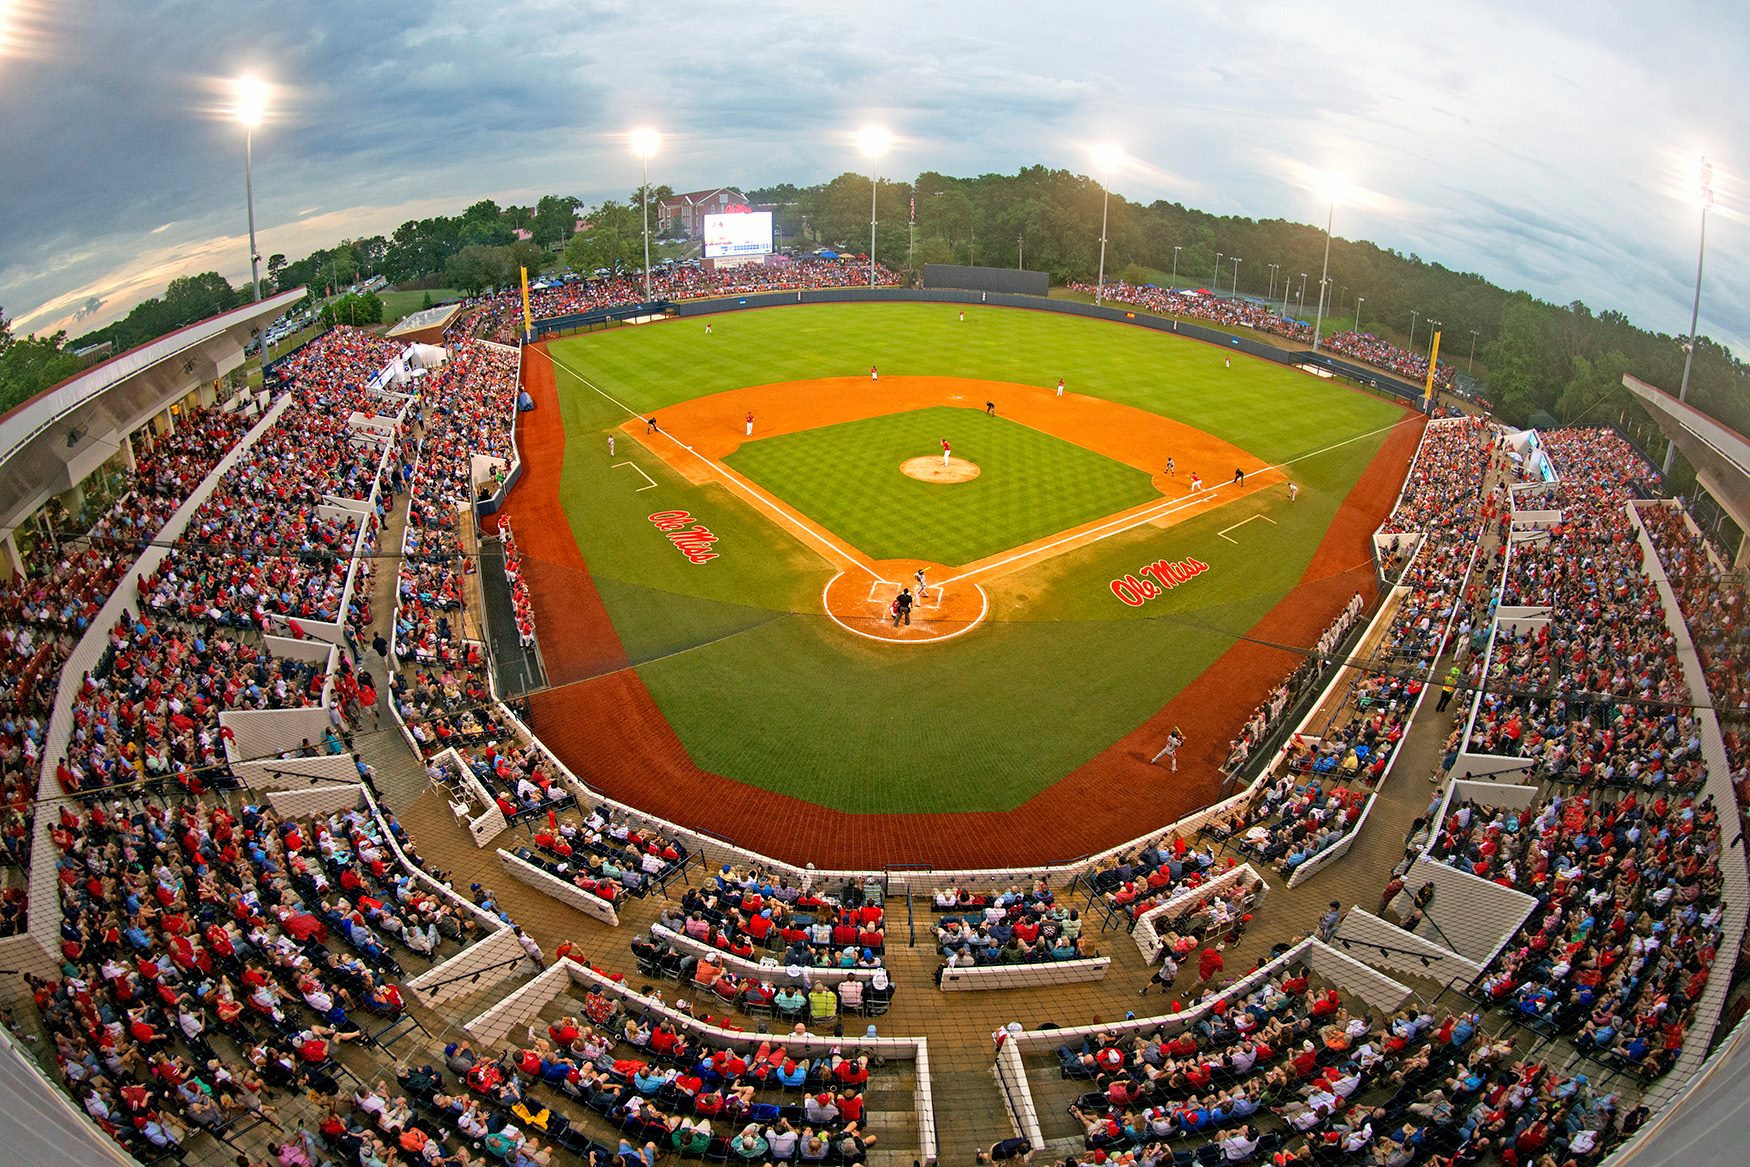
top-left (2, 166), bottom-right (1742, 437)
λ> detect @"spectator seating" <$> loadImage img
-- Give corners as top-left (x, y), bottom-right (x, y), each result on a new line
top-left (1433, 789), bottom-right (1724, 1079)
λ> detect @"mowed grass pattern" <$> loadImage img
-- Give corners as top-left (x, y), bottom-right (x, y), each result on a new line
top-left (722, 406), bottom-right (1161, 565)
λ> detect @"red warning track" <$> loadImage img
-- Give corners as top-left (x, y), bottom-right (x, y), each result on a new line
top-left (504, 344), bottom-right (1424, 868)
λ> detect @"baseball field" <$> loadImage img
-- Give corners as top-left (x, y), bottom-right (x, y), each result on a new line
top-left (501, 301), bottom-right (1424, 866)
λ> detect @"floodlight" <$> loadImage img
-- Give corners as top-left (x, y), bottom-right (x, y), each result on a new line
top-left (235, 75), bottom-right (269, 128)
top-left (630, 127), bottom-right (661, 160)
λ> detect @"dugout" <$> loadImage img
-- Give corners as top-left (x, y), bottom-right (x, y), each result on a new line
top-left (922, 264), bottom-right (1049, 297)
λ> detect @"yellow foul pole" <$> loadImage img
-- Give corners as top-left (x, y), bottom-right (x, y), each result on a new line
top-left (520, 266), bottom-right (533, 339)
top-left (1423, 329), bottom-right (1443, 405)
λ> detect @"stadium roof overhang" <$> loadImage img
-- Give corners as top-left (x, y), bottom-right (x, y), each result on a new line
top-left (1623, 373), bottom-right (1750, 539)
top-left (0, 288), bottom-right (304, 535)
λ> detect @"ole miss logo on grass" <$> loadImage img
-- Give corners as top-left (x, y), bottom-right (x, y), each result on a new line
top-left (1110, 556), bottom-right (1210, 606)
top-left (648, 511), bottom-right (721, 564)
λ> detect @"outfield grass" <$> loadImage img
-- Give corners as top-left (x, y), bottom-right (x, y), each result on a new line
top-left (722, 406), bottom-right (1160, 564)
top-left (546, 304), bottom-right (1409, 813)
top-left (380, 289), bottom-right (463, 325)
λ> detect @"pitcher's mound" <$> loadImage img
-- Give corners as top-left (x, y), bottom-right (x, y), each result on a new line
top-left (902, 456), bottom-right (980, 483)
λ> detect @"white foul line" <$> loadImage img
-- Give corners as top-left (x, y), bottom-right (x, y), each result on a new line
top-left (612, 461), bottom-right (658, 491)
top-left (939, 414), bottom-right (1423, 587)
top-left (543, 348), bottom-right (890, 582)
top-left (1217, 513), bottom-right (1277, 543)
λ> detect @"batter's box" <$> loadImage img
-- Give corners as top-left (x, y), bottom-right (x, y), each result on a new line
top-left (864, 579), bottom-right (944, 610)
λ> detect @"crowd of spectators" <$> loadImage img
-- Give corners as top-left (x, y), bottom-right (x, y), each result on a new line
top-left (0, 402), bottom-right (258, 926)
top-left (1087, 836), bottom-right (1229, 922)
top-left (500, 518), bottom-right (537, 648)
top-left (934, 881), bottom-right (1097, 968)
top-left (55, 610), bottom-right (326, 797)
top-left (1465, 430), bottom-right (1697, 790)
top-left (143, 327), bottom-right (408, 636)
top-left (1431, 788), bottom-right (1724, 1079)
top-left (514, 805), bottom-right (692, 906)
top-left (643, 865), bottom-right (890, 973)
top-left (1213, 772), bottom-right (1369, 879)
top-left (632, 929), bottom-right (896, 1027)
top-left (1064, 282), bottom-right (1313, 345)
top-left (458, 259), bottom-right (901, 344)
top-left (1056, 962), bottom-right (1637, 1166)
top-left (415, 986), bottom-right (887, 1167)
top-left (1322, 330), bottom-right (1456, 390)
top-left (1637, 502), bottom-right (1750, 814)
top-left (33, 796), bottom-right (461, 1160)
top-left (1059, 285), bottom-right (1458, 389)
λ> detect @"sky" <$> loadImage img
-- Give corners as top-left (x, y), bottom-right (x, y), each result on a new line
top-left (0, 0), bottom-right (1745, 356)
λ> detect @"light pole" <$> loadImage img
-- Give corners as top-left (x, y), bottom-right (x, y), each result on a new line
top-left (1665, 156), bottom-right (1715, 474)
top-left (1214, 252), bottom-right (1223, 289)
top-left (1230, 257), bottom-right (1242, 299)
top-left (1296, 273), bottom-right (1308, 320)
top-left (857, 126), bottom-right (891, 288)
top-left (234, 76), bottom-right (269, 302)
top-left (1092, 145), bottom-right (1123, 305)
top-left (1171, 245), bottom-right (1182, 289)
top-left (1267, 262), bottom-right (1280, 302)
top-left (630, 128), bottom-right (661, 302)
top-left (1355, 296), bottom-right (1365, 332)
top-left (1409, 309), bottom-right (1420, 353)
top-left (1467, 329), bottom-right (1479, 374)
top-left (1311, 198), bottom-right (1336, 352)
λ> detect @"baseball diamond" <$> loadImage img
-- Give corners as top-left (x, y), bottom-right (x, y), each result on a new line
top-left (502, 302), bottom-right (1421, 863)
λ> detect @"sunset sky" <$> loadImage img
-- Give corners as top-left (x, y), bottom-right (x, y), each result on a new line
top-left (1, 0), bottom-right (1743, 353)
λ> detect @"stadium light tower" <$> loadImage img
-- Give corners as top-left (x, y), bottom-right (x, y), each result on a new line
top-left (1296, 273), bottom-right (1307, 319)
top-left (1230, 257), bottom-right (1242, 299)
top-left (1171, 245), bottom-right (1182, 289)
top-left (630, 128), bottom-right (661, 302)
top-left (1310, 177), bottom-right (1345, 353)
top-left (1091, 144), bottom-right (1123, 305)
top-left (1665, 155), bottom-right (1715, 474)
top-left (1467, 329), bottom-right (1479, 374)
top-left (1355, 295), bottom-right (1365, 331)
top-left (233, 76), bottom-right (270, 302)
top-left (1214, 252), bottom-right (1222, 289)
top-left (1267, 262), bottom-right (1280, 302)
top-left (1409, 308), bottom-right (1420, 352)
top-left (857, 126), bottom-right (892, 289)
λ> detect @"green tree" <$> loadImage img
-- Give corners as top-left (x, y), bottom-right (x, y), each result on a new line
top-left (0, 311), bottom-right (83, 412)
top-left (1483, 295), bottom-right (1568, 423)
top-left (444, 245), bottom-right (511, 295)
top-left (1555, 351), bottom-right (1634, 425)
top-left (533, 195), bottom-right (582, 248)
top-left (319, 291), bottom-right (384, 328)
top-left (564, 201), bottom-right (641, 274)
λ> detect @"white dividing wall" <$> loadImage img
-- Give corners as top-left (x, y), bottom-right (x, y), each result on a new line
top-left (406, 924), bottom-right (532, 1010)
top-left (1332, 908), bottom-right (1484, 988)
top-left (939, 957), bottom-right (1111, 992)
top-left (496, 849), bottom-right (620, 926)
top-left (232, 752), bottom-right (361, 792)
top-left (1132, 863), bottom-right (1269, 963)
top-left (1393, 854), bottom-right (1537, 967)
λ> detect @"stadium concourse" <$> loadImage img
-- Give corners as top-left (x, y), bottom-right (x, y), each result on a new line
top-left (0, 292), bottom-right (1745, 1167)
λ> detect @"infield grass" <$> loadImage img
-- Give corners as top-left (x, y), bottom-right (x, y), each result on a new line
top-left (722, 406), bottom-right (1161, 565)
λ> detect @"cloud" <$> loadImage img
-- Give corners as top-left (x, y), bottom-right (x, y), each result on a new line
top-left (0, 0), bottom-right (1744, 356)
